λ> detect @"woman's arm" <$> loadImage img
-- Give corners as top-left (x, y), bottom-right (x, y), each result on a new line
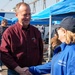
top-left (29, 62), bottom-right (51, 75)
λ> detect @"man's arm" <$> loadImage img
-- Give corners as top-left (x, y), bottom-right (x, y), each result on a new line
top-left (1, 30), bottom-right (19, 69)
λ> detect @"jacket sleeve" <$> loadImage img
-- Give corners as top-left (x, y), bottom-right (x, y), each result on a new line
top-left (67, 56), bottom-right (75, 75)
top-left (29, 62), bottom-right (51, 75)
top-left (1, 30), bottom-right (18, 70)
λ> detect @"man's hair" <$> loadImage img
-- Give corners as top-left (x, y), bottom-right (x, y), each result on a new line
top-left (1, 19), bottom-right (7, 24)
top-left (1, 19), bottom-right (7, 23)
top-left (15, 2), bottom-right (30, 13)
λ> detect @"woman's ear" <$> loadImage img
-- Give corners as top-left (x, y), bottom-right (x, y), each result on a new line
top-left (61, 28), bottom-right (67, 34)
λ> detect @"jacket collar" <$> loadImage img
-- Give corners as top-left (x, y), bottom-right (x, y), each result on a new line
top-left (54, 43), bottom-right (66, 54)
top-left (54, 42), bottom-right (75, 55)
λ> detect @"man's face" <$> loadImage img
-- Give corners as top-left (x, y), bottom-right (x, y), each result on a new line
top-left (16, 5), bottom-right (31, 28)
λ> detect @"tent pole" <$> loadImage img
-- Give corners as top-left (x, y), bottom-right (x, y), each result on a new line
top-left (47, 15), bottom-right (51, 62)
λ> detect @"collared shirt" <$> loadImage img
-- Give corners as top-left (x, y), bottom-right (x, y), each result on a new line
top-left (1, 22), bottom-right (43, 70)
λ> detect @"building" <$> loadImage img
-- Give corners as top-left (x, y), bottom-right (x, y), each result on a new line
top-left (0, 11), bottom-right (15, 19)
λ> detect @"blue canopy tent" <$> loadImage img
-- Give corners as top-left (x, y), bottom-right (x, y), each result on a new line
top-left (12, 17), bottom-right (18, 24)
top-left (30, 19), bottom-right (49, 25)
top-left (0, 16), bottom-right (4, 21)
top-left (31, 0), bottom-right (75, 25)
top-left (50, 0), bottom-right (75, 15)
top-left (32, 0), bottom-right (75, 19)
top-left (31, 6), bottom-right (50, 20)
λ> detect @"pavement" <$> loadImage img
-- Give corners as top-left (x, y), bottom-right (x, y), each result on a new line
top-left (0, 65), bottom-right (7, 75)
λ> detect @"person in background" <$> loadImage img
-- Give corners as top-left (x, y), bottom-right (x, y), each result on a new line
top-left (0, 19), bottom-right (8, 43)
top-left (24, 16), bottom-right (75, 75)
top-left (0, 19), bottom-right (8, 71)
top-left (38, 25), bottom-right (45, 40)
top-left (1, 2), bottom-right (43, 75)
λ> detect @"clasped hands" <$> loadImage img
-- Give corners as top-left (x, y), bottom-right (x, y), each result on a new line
top-left (20, 67), bottom-right (32, 75)
top-left (15, 66), bottom-right (33, 75)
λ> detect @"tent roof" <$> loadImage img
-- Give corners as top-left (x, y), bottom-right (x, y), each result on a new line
top-left (31, 0), bottom-right (75, 20)
top-left (50, 0), bottom-right (75, 15)
top-left (30, 19), bottom-right (49, 25)
top-left (31, 6), bottom-right (50, 19)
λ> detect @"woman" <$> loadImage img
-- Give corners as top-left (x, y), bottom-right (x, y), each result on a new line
top-left (25, 16), bottom-right (75, 75)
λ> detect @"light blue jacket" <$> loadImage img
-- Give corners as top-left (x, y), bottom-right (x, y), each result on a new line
top-left (29, 43), bottom-right (75, 75)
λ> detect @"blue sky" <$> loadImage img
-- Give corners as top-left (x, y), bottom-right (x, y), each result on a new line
top-left (0, 0), bottom-right (56, 13)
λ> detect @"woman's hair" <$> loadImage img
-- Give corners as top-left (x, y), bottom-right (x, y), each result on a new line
top-left (65, 30), bottom-right (75, 44)
top-left (51, 35), bottom-right (61, 50)
top-left (55, 27), bottom-right (75, 44)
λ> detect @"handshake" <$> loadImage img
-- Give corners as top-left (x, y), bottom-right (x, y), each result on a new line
top-left (15, 66), bottom-right (33, 75)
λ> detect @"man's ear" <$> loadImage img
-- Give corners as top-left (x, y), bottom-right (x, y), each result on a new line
top-left (15, 13), bottom-right (18, 17)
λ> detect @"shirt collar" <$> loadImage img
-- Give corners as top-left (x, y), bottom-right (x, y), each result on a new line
top-left (16, 22), bottom-right (30, 31)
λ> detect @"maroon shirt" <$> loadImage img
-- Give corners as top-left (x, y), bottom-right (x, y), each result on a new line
top-left (1, 22), bottom-right (43, 70)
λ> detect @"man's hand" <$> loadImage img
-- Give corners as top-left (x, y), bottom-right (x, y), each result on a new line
top-left (23, 67), bottom-right (32, 75)
top-left (25, 70), bottom-right (33, 75)
top-left (14, 66), bottom-right (28, 74)
top-left (15, 66), bottom-right (32, 75)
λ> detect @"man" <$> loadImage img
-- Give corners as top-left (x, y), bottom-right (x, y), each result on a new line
top-left (0, 19), bottom-right (8, 71)
top-left (1, 2), bottom-right (43, 75)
